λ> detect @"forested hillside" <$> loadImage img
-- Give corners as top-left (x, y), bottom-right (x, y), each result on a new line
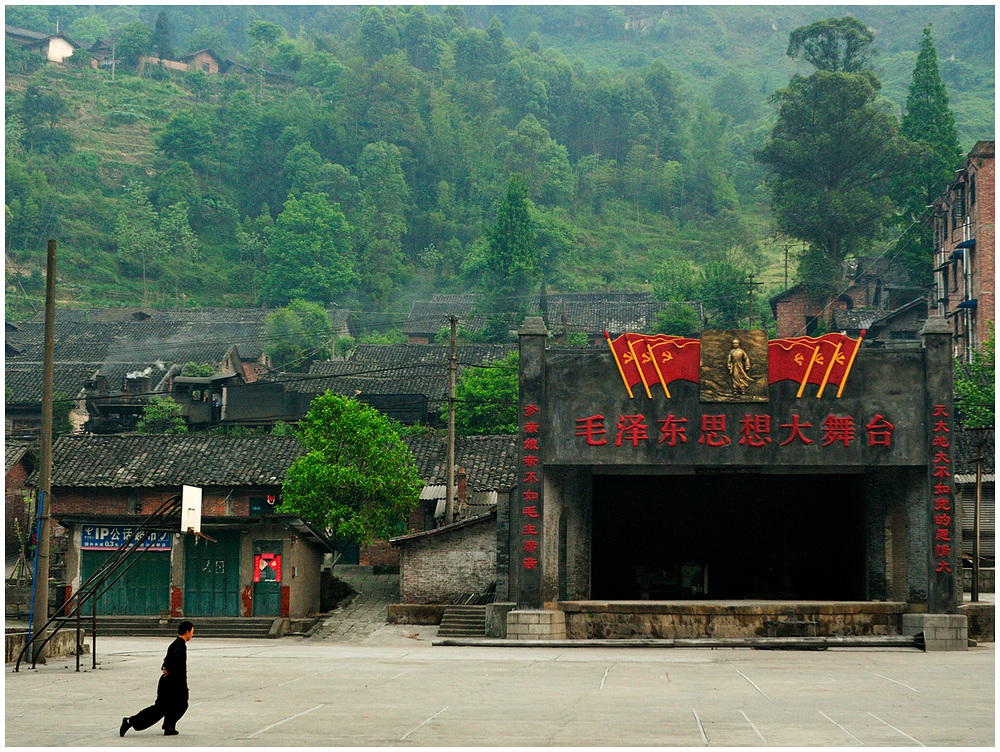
top-left (4, 5), bottom-right (994, 334)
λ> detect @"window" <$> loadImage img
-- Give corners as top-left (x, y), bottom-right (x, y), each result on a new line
top-left (890, 331), bottom-right (917, 341)
top-left (202, 62), bottom-right (210, 72)
top-left (250, 495), bottom-right (279, 515)
top-left (970, 174), bottom-right (977, 206)
top-left (954, 186), bottom-right (966, 221)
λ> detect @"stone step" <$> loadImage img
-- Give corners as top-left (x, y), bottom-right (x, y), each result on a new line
top-left (438, 605), bottom-right (486, 637)
top-left (53, 616), bottom-right (279, 639)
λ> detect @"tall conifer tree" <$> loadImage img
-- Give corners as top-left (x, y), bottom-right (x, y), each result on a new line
top-left (893, 25), bottom-right (962, 286)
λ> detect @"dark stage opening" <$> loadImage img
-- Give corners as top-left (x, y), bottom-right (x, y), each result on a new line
top-left (591, 473), bottom-right (866, 600)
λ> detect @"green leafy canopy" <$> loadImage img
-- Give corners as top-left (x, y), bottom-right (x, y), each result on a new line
top-left (280, 392), bottom-right (422, 548)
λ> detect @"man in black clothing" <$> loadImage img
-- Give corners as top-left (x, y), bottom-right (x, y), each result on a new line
top-left (120, 621), bottom-right (194, 737)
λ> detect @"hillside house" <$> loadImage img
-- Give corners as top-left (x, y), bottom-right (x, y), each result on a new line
top-left (138, 48), bottom-right (223, 75)
top-left (5, 25), bottom-right (83, 64)
top-left (932, 140), bottom-right (995, 360)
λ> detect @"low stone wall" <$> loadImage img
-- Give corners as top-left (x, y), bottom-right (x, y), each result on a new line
top-left (6, 629), bottom-right (89, 664)
top-left (387, 604), bottom-right (447, 625)
top-left (558, 601), bottom-right (911, 639)
top-left (962, 568), bottom-right (995, 592)
top-left (959, 603), bottom-right (994, 642)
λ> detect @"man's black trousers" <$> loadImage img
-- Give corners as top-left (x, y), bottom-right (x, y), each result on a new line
top-left (129, 674), bottom-right (188, 731)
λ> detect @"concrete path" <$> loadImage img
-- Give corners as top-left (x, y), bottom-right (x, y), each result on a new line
top-left (307, 565), bottom-right (406, 643)
top-left (5, 636), bottom-right (993, 747)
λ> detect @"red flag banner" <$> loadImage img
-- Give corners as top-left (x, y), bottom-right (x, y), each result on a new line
top-left (646, 335), bottom-right (701, 387)
top-left (768, 332), bottom-right (864, 398)
top-left (606, 332), bottom-right (700, 398)
top-left (605, 331), bottom-right (642, 398)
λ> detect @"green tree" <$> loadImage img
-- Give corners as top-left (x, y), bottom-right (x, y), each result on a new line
top-left (263, 193), bottom-right (356, 305)
top-left (186, 27), bottom-right (230, 59)
top-left (755, 61), bottom-right (903, 269)
top-left (954, 323), bottom-right (995, 429)
top-left (153, 11), bottom-right (173, 60)
top-left (786, 16), bottom-right (876, 73)
top-left (159, 200), bottom-right (200, 299)
top-left (264, 299), bottom-right (333, 371)
top-left (356, 141), bottom-right (410, 307)
top-left (136, 396), bottom-right (188, 434)
top-left (652, 303), bottom-right (701, 337)
top-left (358, 6), bottom-right (396, 65)
top-left (279, 392), bottom-right (421, 559)
top-left (181, 362), bottom-right (217, 377)
top-left (481, 175), bottom-right (537, 334)
top-left (115, 20), bottom-right (153, 67)
top-left (893, 25), bottom-right (962, 287)
top-left (114, 181), bottom-right (165, 304)
top-left (156, 110), bottom-right (216, 171)
top-left (700, 261), bottom-right (748, 328)
top-left (67, 16), bottom-right (110, 46)
top-left (447, 351), bottom-right (519, 435)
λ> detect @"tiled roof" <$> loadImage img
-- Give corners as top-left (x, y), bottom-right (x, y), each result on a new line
top-left (391, 509), bottom-right (496, 546)
top-left (954, 428), bottom-right (995, 476)
top-left (49, 435), bottom-right (305, 488)
top-left (6, 25), bottom-right (48, 40)
top-left (403, 292), bottom-right (670, 336)
top-left (45, 433), bottom-right (517, 492)
top-left (831, 309), bottom-right (882, 331)
top-left (295, 344), bottom-right (516, 399)
top-left (5, 362), bottom-right (98, 403)
top-left (5, 442), bottom-right (32, 473)
top-left (403, 435), bottom-right (518, 491)
top-left (5, 312), bottom-right (284, 402)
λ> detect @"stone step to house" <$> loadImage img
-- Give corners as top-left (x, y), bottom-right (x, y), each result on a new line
top-left (438, 605), bottom-right (486, 637)
top-left (52, 616), bottom-right (280, 639)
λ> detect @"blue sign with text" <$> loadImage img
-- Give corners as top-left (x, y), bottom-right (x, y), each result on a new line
top-left (81, 525), bottom-right (172, 551)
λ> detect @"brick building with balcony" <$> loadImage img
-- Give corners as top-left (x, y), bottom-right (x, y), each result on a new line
top-left (932, 140), bottom-right (995, 360)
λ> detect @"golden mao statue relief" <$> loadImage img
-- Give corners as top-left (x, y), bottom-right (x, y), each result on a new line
top-left (700, 330), bottom-right (768, 403)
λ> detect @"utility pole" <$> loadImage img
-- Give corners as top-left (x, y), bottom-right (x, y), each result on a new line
top-left (744, 273), bottom-right (764, 330)
top-left (971, 431), bottom-right (988, 602)
top-left (31, 239), bottom-right (57, 664)
top-left (444, 316), bottom-right (458, 526)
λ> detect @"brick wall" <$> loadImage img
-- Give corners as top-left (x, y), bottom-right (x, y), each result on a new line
top-left (5, 463), bottom-right (30, 552)
top-left (360, 540), bottom-right (400, 568)
top-left (398, 518), bottom-right (496, 603)
top-left (974, 152), bottom-right (994, 331)
top-left (49, 487), bottom-right (272, 519)
top-left (774, 290), bottom-right (851, 338)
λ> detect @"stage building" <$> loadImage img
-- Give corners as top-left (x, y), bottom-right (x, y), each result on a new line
top-left (495, 318), bottom-right (967, 648)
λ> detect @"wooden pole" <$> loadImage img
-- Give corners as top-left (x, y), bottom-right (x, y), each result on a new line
top-left (445, 316), bottom-right (458, 525)
top-left (31, 239), bottom-right (56, 664)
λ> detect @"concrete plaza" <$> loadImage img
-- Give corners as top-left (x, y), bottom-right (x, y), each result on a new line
top-left (4, 626), bottom-right (994, 748)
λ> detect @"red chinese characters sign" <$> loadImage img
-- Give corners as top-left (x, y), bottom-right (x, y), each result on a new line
top-left (574, 412), bottom-right (894, 450)
top-left (929, 404), bottom-right (955, 577)
top-left (521, 404), bottom-right (542, 572)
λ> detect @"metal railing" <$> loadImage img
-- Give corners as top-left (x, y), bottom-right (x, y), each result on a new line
top-left (14, 494), bottom-right (182, 672)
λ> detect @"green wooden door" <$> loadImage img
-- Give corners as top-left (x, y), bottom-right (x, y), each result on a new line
top-left (81, 550), bottom-right (171, 615)
top-left (252, 540), bottom-right (283, 616)
top-left (183, 531), bottom-right (240, 616)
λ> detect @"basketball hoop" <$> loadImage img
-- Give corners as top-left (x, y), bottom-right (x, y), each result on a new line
top-left (180, 487), bottom-right (216, 542)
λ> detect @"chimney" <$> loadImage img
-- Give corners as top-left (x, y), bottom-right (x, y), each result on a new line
top-left (457, 467), bottom-right (468, 504)
top-left (124, 375), bottom-right (151, 400)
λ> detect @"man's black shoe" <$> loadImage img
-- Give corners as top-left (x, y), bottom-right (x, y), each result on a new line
top-left (164, 729), bottom-right (179, 736)
top-left (119, 718), bottom-right (130, 737)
